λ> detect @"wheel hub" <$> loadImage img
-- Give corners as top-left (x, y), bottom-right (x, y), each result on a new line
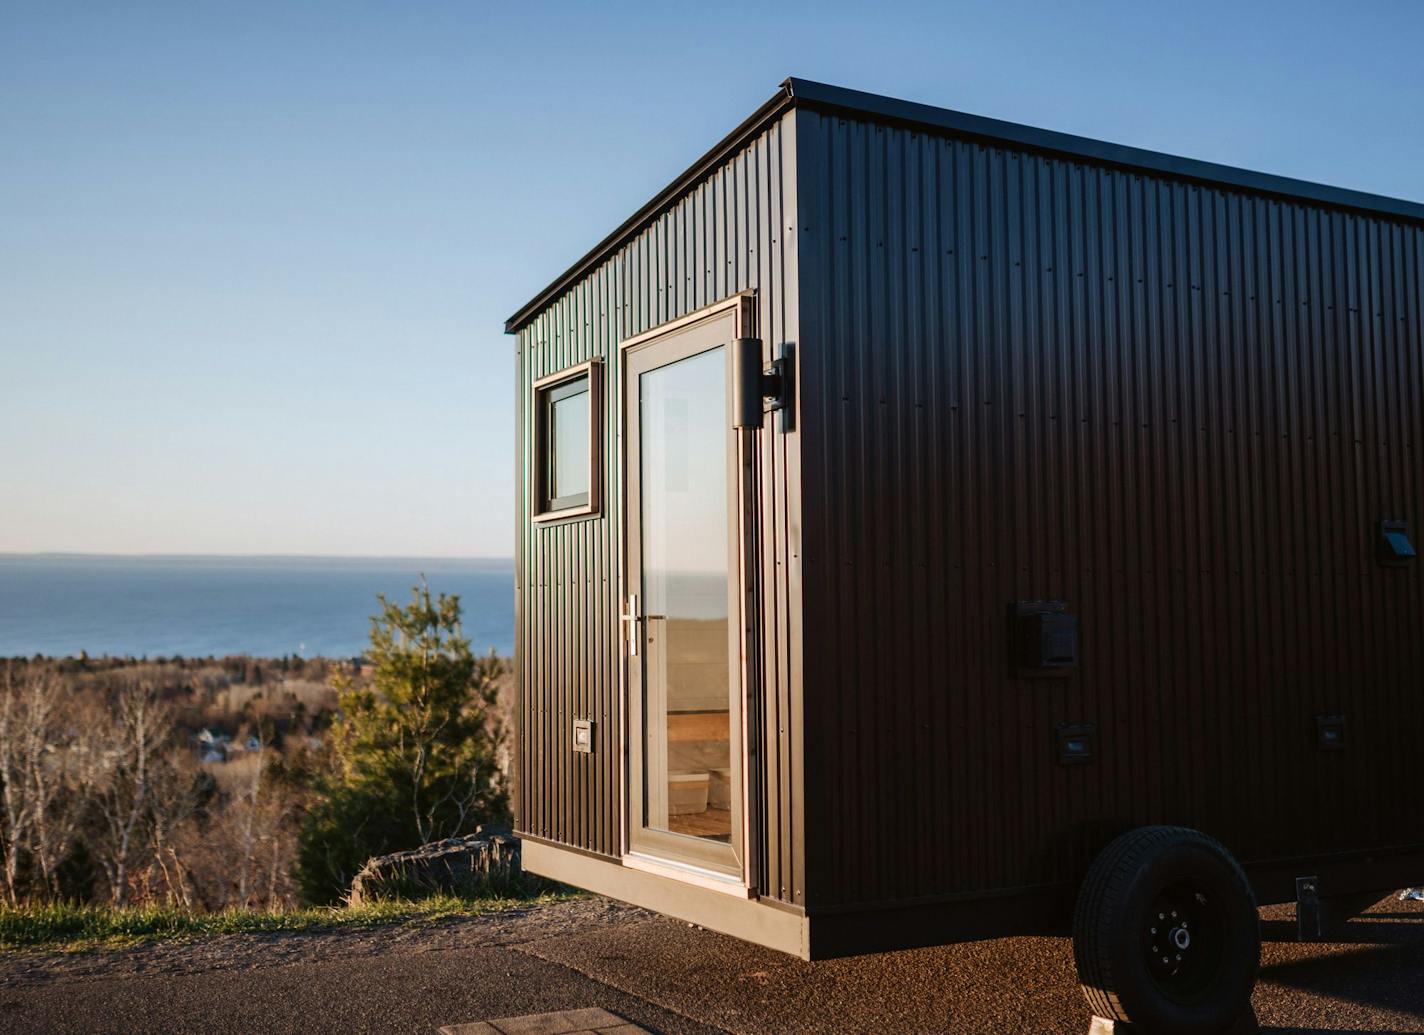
top-left (1145, 884), bottom-right (1225, 999)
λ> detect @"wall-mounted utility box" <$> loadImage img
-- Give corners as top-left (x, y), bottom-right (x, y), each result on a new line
top-left (1014, 601), bottom-right (1078, 676)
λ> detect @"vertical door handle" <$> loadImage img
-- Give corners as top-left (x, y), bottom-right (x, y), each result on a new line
top-left (620, 592), bottom-right (640, 656)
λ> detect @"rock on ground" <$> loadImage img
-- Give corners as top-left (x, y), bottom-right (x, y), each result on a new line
top-left (348, 823), bottom-right (523, 906)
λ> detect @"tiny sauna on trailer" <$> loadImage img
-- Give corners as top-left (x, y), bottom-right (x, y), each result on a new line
top-left (505, 79), bottom-right (1423, 1033)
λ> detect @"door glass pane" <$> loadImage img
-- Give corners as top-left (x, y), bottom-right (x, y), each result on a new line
top-left (549, 381), bottom-right (589, 501)
top-left (639, 346), bottom-right (731, 844)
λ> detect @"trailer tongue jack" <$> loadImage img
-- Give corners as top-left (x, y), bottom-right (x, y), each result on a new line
top-left (1294, 876), bottom-right (1388, 942)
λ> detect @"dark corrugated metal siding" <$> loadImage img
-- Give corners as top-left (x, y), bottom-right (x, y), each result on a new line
top-left (514, 112), bottom-right (805, 905)
top-left (795, 107), bottom-right (1424, 909)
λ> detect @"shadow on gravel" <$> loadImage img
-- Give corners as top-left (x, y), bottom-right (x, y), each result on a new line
top-left (1260, 943), bottom-right (1424, 1022)
top-left (1260, 917), bottom-right (1424, 945)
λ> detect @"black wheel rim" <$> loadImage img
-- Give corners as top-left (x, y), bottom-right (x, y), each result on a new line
top-left (1143, 881), bottom-right (1227, 1001)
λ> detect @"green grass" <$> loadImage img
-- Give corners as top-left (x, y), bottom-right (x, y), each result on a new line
top-left (0, 891), bottom-right (582, 953)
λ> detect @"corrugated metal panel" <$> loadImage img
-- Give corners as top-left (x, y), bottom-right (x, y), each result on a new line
top-left (795, 107), bottom-right (1424, 909)
top-left (508, 79), bottom-right (1424, 334)
top-left (514, 112), bottom-right (805, 905)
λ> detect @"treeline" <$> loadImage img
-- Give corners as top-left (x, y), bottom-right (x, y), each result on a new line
top-left (0, 586), bottom-right (511, 911)
top-left (18, 654), bottom-right (346, 685)
top-left (0, 661), bottom-right (328, 909)
top-left (4, 654), bottom-right (346, 757)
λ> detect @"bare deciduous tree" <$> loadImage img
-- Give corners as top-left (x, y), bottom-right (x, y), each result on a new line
top-left (146, 745), bottom-right (199, 908)
top-left (0, 664), bottom-right (87, 903)
top-left (235, 732), bottom-right (265, 905)
top-left (171, 738), bottom-right (304, 911)
top-left (0, 663), bottom-right (36, 904)
top-left (90, 681), bottom-right (173, 907)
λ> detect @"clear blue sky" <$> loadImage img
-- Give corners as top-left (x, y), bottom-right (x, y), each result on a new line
top-left (3, 1), bottom-right (1420, 558)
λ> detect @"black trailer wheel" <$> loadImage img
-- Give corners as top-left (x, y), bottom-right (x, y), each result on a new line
top-left (1073, 826), bottom-right (1260, 1034)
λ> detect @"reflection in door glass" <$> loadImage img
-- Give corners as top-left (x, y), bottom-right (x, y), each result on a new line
top-left (639, 346), bottom-right (731, 844)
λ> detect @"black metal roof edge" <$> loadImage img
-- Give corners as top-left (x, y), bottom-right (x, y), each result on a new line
top-left (785, 77), bottom-right (1424, 226)
top-left (504, 84), bottom-right (797, 334)
top-left (506, 77), bottom-right (1424, 334)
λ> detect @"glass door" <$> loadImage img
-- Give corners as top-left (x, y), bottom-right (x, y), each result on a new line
top-left (624, 314), bottom-right (742, 877)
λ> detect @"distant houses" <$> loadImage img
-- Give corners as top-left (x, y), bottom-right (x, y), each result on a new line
top-left (193, 727), bottom-right (318, 763)
top-left (194, 729), bottom-right (262, 763)
top-left (195, 728), bottom-right (230, 763)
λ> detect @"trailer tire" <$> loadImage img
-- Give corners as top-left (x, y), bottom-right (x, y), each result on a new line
top-left (1073, 826), bottom-right (1259, 1034)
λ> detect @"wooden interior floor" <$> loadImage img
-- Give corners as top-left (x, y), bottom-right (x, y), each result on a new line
top-left (667, 807), bottom-right (731, 840)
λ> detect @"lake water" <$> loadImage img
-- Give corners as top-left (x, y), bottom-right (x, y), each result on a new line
top-left (0, 555), bottom-right (515, 659)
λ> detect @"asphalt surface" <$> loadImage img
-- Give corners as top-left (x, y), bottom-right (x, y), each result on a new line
top-left (2, 894), bottom-right (1421, 1034)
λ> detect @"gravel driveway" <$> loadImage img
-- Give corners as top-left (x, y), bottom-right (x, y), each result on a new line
top-left (2, 894), bottom-right (1422, 1033)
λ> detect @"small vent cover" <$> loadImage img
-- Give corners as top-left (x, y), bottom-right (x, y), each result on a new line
top-left (1057, 723), bottom-right (1095, 765)
top-left (1316, 714), bottom-right (1346, 752)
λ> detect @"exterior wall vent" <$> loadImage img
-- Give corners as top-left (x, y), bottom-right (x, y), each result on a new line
top-left (1316, 715), bottom-right (1347, 752)
top-left (1057, 723), bottom-right (1096, 765)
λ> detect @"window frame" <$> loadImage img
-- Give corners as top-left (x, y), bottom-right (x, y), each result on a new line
top-left (532, 359), bottom-right (603, 522)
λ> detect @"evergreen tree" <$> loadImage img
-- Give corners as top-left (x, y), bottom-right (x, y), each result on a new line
top-left (295, 583), bottom-right (508, 904)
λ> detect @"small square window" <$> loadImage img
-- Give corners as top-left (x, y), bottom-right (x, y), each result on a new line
top-left (534, 361), bottom-right (601, 521)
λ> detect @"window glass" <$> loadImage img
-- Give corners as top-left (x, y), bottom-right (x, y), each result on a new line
top-left (538, 371), bottom-right (594, 514)
top-left (549, 380), bottom-right (590, 503)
